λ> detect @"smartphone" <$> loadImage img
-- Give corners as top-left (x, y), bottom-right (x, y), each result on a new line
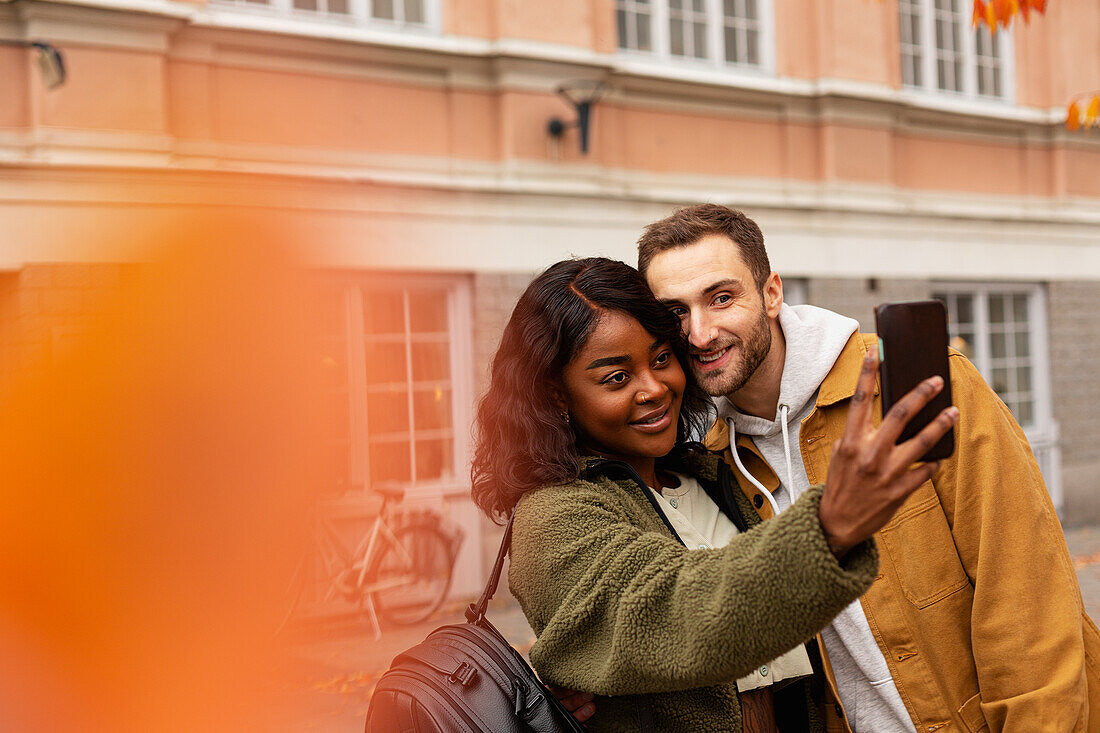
top-left (873, 300), bottom-right (955, 462)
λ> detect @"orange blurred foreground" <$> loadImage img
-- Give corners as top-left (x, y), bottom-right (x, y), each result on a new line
top-left (0, 215), bottom-right (326, 732)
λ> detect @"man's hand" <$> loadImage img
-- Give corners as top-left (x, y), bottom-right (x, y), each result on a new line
top-left (550, 686), bottom-right (596, 724)
top-left (819, 348), bottom-right (959, 557)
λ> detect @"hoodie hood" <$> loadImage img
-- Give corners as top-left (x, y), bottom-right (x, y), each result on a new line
top-left (716, 303), bottom-right (858, 437)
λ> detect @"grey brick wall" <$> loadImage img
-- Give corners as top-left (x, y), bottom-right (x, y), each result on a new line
top-left (472, 272), bottom-right (536, 400)
top-left (807, 278), bottom-right (932, 332)
top-left (471, 271), bottom-right (536, 565)
top-left (1048, 281), bottom-right (1100, 525)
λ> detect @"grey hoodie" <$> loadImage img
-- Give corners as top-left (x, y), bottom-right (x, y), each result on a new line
top-left (715, 304), bottom-right (917, 733)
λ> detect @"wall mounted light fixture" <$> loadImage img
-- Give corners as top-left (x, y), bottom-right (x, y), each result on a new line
top-left (0, 40), bottom-right (66, 89)
top-left (547, 80), bottom-right (607, 155)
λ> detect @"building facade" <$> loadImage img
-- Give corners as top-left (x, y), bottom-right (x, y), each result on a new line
top-left (4, 0), bottom-right (1100, 597)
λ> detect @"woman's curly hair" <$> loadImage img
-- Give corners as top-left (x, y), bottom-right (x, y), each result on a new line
top-left (471, 257), bottom-right (712, 522)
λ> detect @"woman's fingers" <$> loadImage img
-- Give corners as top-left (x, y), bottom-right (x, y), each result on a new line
top-left (872, 375), bottom-right (945, 455)
top-left (890, 406), bottom-right (959, 470)
top-left (550, 686), bottom-right (595, 719)
top-left (841, 349), bottom-right (880, 445)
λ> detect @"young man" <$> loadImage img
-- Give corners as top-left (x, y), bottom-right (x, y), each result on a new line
top-left (639, 203), bottom-right (1100, 733)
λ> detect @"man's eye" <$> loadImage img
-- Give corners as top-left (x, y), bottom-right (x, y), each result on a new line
top-left (713, 294), bottom-right (732, 306)
top-left (669, 306), bottom-right (687, 318)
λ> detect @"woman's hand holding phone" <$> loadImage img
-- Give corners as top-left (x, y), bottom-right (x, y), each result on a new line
top-left (819, 349), bottom-right (959, 558)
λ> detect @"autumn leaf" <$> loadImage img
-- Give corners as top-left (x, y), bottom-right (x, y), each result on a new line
top-left (1087, 97), bottom-right (1100, 127)
top-left (984, 1), bottom-right (997, 29)
top-left (972, 0), bottom-right (1047, 28)
top-left (1067, 101), bottom-right (1082, 131)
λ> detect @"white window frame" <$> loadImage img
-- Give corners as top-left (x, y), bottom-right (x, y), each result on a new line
top-left (617, 0), bottom-right (776, 77)
top-left (214, 0), bottom-right (441, 33)
top-left (932, 282), bottom-right (1061, 509)
top-left (900, 0), bottom-right (1015, 103)
top-left (339, 273), bottom-right (473, 500)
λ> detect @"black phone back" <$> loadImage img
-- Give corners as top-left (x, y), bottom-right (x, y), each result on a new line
top-left (873, 300), bottom-right (955, 462)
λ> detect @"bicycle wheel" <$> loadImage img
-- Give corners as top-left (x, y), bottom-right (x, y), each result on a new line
top-left (369, 524), bottom-right (455, 626)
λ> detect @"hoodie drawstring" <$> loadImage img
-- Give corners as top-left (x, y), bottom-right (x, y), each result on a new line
top-left (778, 403), bottom-right (796, 507)
top-left (726, 417), bottom-right (782, 517)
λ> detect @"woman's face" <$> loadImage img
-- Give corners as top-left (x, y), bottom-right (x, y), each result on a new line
top-left (561, 310), bottom-right (686, 463)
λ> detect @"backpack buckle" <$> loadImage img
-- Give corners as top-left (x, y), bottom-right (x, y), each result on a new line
top-left (448, 661), bottom-right (476, 686)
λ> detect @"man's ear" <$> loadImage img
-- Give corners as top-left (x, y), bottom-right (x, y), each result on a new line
top-left (763, 272), bottom-right (783, 319)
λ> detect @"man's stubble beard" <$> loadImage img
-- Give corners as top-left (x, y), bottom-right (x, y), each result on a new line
top-left (691, 305), bottom-right (772, 399)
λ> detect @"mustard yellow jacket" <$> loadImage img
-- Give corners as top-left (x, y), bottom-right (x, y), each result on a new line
top-left (706, 332), bottom-right (1100, 733)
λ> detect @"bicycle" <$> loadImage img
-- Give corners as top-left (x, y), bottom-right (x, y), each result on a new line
top-left (278, 486), bottom-right (464, 638)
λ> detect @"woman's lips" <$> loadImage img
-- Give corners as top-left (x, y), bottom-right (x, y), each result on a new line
top-left (630, 404), bottom-right (673, 434)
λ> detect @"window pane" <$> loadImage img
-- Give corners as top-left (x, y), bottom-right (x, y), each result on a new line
top-left (328, 0), bottom-right (348, 13)
top-left (955, 294), bottom-right (973, 325)
top-left (746, 29), bottom-right (758, 65)
top-left (989, 294), bottom-right (1005, 323)
top-left (1017, 365), bottom-right (1032, 393)
top-left (369, 440), bottom-right (411, 485)
top-left (415, 438), bottom-right (452, 480)
top-left (409, 296), bottom-right (447, 332)
top-left (670, 18), bottom-right (684, 55)
top-left (365, 342), bottom-right (407, 385)
top-left (744, 0), bottom-right (756, 17)
top-left (293, 0), bottom-right (317, 10)
top-left (617, 9), bottom-right (629, 49)
top-left (1012, 294), bottom-right (1028, 321)
top-left (411, 341), bottom-right (450, 381)
top-left (991, 367), bottom-right (1009, 394)
top-left (363, 291), bottom-right (404, 334)
top-left (693, 21), bottom-right (708, 58)
top-left (413, 388), bottom-right (452, 431)
top-left (725, 26), bottom-right (739, 63)
top-left (404, 0), bottom-right (423, 22)
top-left (367, 390), bottom-right (410, 435)
top-left (636, 12), bottom-right (651, 50)
top-left (991, 331), bottom-right (1006, 359)
top-left (692, 0), bottom-right (705, 10)
top-left (1015, 399), bottom-right (1034, 426)
top-left (1015, 331), bottom-right (1030, 357)
top-left (373, 0), bottom-right (394, 19)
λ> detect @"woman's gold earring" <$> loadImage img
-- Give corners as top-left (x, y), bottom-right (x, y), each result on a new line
top-left (560, 408), bottom-right (570, 423)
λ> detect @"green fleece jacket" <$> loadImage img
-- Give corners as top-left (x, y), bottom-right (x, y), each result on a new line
top-left (508, 448), bottom-right (880, 732)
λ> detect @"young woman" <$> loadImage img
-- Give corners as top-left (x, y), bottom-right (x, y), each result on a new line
top-left (471, 258), bottom-right (955, 732)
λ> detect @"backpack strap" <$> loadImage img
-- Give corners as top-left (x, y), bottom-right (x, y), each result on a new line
top-left (465, 508), bottom-right (514, 623)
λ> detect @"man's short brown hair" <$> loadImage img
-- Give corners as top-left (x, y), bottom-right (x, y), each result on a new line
top-left (637, 204), bottom-right (771, 290)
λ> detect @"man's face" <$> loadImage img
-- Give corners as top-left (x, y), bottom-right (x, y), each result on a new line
top-left (645, 234), bottom-right (780, 398)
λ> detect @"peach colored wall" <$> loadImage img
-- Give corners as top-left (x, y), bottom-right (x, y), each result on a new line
top-left (895, 134), bottom-right (1027, 195)
top-left (5, 41), bottom-right (1100, 201)
top-left (0, 48), bottom-right (30, 128)
top-left (776, 0), bottom-right (899, 85)
top-left (31, 47), bottom-right (167, 133)
top-left (445, 0), bottom-right (496, 38)
top-left (827, 125), bottom-right (894, 184)
top-left (1065, 147), bottom-right (1100, 198)
top-left (200, 66), bottom-right (457, 155)
top-left (450, 0), bottom-right (614, 49)
top-left (612, 104), bottom-right (787, 178)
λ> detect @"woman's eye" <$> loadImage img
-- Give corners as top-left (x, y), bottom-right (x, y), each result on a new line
top-left (603, 371), bottom-right (628, 385)
top-left (654, 350), bottom-right (672, 366)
